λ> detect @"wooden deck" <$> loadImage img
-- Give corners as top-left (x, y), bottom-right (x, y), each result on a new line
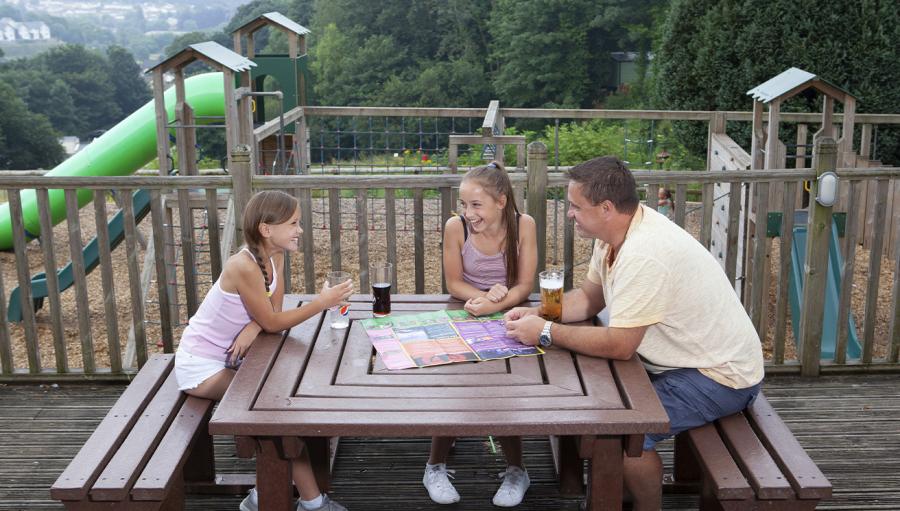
top-left (1, 374), bottom-right (897, 510)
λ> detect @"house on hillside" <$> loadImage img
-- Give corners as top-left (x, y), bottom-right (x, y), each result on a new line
top-left (0, 18), bottom-right (51, 41)
top-left (0, 19), bottom-right (15, 41)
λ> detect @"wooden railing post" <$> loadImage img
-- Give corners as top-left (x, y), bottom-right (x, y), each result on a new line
top-left (527, 141), bottom-right (548, 289)
top-left (231, 144), bottom-right (253, 247)
top-left (798, 137), bottom-right (837, 377)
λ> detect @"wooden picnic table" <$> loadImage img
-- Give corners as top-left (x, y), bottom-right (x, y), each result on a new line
top-left (210, 294), bottom-right (668, 511)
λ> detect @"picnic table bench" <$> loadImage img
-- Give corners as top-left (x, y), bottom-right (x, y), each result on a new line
top-left (50, 353), bottom-right (216, 510)
top-left (673, 393), bottom-right (832, 510)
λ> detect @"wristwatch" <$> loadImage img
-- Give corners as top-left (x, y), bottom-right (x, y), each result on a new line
top-left (539, 320), bottom-right (553, 347)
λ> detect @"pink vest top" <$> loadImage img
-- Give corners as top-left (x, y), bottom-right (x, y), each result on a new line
top-left (178, 248), bottom-right (276, 362)
top-left (461, 236), bottom-right (508, 291)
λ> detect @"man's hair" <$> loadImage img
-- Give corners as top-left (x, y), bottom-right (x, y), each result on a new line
top-left (567, 156), bottom-right (640, 213)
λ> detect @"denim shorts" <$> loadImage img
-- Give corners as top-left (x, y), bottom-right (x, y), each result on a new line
top-left (643, 368), bottom-right (761, 450)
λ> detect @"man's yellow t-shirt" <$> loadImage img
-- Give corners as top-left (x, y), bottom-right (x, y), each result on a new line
top-left (586, 205), bottom-right (764, 389)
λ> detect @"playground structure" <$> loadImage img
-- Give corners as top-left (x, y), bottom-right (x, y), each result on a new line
top-left (704, 67), bottom-right (900, 369)
top-left (0, 22), bottom-right (897, 378)
top-left (0, 12), bottom-right (312, 365)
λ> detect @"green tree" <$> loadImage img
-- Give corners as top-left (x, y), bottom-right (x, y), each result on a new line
top-left (35, 44), bottom-right (121, 135)
top-left (0, 69), bottom-right (80, 134)
top-left (489, 0), bottom-right (594, 108)
top-left (309, 23), bottom-right (406, 105)
top-left (312, 0), bottom-right (442, 62)
top-left (0, 82), bottom-right (65, 169)
top-left (654, 0), bottom-right (900, 164)
top-left (106, 46), bottom-right (151, 116)
top-left (165, 31), bottom-right (231, 58)
top-left (377, 57), bottom-right (491, 107)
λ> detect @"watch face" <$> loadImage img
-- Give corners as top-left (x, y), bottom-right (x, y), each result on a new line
top-left (539, 334), bottom-right (551, 347)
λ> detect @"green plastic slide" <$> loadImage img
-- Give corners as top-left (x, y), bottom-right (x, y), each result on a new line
top-left (0, 71), bottom-right (226, 250)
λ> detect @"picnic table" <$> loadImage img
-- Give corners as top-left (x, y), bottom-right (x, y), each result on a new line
top-left (210, 294), bottom-right (668, 511)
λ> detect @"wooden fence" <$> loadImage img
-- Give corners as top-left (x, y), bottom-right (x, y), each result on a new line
top-left (0, 148), bottom-right (897, 381)
top-left (2, 101), bottom-right (900, 381)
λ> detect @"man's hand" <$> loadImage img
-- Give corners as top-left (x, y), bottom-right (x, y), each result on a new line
top-left (225, 322), bottom-right (259, 366)
top-left (503, 306), bottom-right (540, 322)
top-left (464, 296), bottom-right (496, 316)
top-left (505, 315), bottom-right (546, 346)
top-left (485, 283), bottom-right (509, 303)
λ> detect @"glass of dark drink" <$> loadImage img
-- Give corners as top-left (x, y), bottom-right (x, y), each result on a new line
top-left (372, 262), bottom-right (392, 317)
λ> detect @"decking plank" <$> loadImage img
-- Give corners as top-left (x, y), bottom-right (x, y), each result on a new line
top-left (1, 374), bottom-right (898, 510)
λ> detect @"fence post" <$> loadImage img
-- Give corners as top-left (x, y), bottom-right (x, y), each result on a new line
top-left (527, 141), bottom-right (548, 290)
top-left (231, 144), bottom-right (253, 247)
top-left (798, 137), bottom-right (837, 377)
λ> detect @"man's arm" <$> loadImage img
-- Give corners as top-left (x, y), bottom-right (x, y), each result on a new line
top-left (503, 275), bottom-right (607, 322)
top-left (550, 323), bottom-right (647, 360)
top-left (562, 278), bottom-right (606, 323)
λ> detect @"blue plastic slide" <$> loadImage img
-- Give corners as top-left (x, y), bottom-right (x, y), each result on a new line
top-left (788, 211), bottom-right (862, 359)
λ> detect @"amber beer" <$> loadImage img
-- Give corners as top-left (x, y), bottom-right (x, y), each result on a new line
top-left (372, 263), bottom-right (393, 317)
top-left (539, 270), bottom-right (564, 322)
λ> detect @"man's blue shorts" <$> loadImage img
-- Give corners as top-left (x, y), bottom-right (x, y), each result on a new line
top-left (643, 368), bottom-right (761, 451)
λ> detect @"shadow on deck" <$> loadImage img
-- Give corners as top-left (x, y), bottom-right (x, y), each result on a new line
top-left (1, 374), bottom-right (897, 510)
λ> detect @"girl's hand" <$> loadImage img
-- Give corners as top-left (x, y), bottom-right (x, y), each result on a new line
top-left (318, 278), bottom-right (354, 310)
top-left (464, 296), bottom-right (496, 316)
top-left (225, 322), bottom-right (260, 366)
top-left (485, 284), bottom-right (509, 303)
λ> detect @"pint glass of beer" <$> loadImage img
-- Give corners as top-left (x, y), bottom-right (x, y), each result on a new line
top-left (372, 262), bottom-right (392, 317)
top-left (539, 269), bottom-right (564, 322)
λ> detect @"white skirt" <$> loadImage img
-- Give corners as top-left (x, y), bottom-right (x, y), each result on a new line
top-left (174, 347), bottom-right (227, 391)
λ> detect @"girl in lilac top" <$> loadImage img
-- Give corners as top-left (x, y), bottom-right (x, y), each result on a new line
top-left (423, 162), bottom-right (537, 507)
top-left (174, 190), bottom-right (353, 511)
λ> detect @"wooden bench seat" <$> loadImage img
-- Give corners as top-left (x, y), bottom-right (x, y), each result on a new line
top-left (674, 393), bottom-right (831, 510)
top-left (51, 354), bottom-right (215, 510)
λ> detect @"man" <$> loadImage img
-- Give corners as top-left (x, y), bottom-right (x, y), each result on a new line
top-left (505, 156), bottom-right (763, 511)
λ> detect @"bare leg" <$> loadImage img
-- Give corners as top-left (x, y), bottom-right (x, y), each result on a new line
top-left (183, 368), bottom-right (235, 401)
top-left (292, 447), bottom-right (321, 501)
top-left (496, 436), bottom-right (524, 468)
top-left (428, 436), bottom-right (456, 465)
top-left (623, 449), bottom-right (662, 511)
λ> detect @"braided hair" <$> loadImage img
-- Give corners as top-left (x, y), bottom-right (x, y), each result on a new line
top-left (241, 190), bottom-right (299, 294)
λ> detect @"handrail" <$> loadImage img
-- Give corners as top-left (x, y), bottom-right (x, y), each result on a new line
top-left (1, 168), bottom-right (897, 190)
top-left (298, 105), bottom-right (900, 125)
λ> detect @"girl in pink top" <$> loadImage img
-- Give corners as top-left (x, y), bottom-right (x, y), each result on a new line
top-left (423, 162), bottom-right (537, 507)
top-left (175, 190), bottom-right (353, 511)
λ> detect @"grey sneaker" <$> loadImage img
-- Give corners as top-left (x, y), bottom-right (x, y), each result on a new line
top-left (423, 463), bottom-right (461, 504)
top-left (492, 466), bottom-right (530, 507)
top-left (300, 494), bottom-right (348, 511)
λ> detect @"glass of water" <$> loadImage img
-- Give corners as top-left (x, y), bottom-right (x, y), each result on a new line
top-left (326, 271), bottom-right (351, 329)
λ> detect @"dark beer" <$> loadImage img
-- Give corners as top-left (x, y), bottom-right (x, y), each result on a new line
top-left (539, 270), bottom-right (564, 322)
top-left (373, 282), bottom-right (391, 317)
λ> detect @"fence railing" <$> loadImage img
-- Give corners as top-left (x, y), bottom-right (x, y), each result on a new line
top-left (0, 147), bottom-right (898, 381)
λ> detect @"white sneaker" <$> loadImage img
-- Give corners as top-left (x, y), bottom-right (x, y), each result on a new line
top-left (423, 463), bottom-right (461, 504)
top-left (300, 494), bottom-right (348, 511)
top-left (243, 488), bottom-right (343, 511)
top-left (492, 466), bottom-right (530, 507)
top-left (239, 488), bottom-right (258, 511)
